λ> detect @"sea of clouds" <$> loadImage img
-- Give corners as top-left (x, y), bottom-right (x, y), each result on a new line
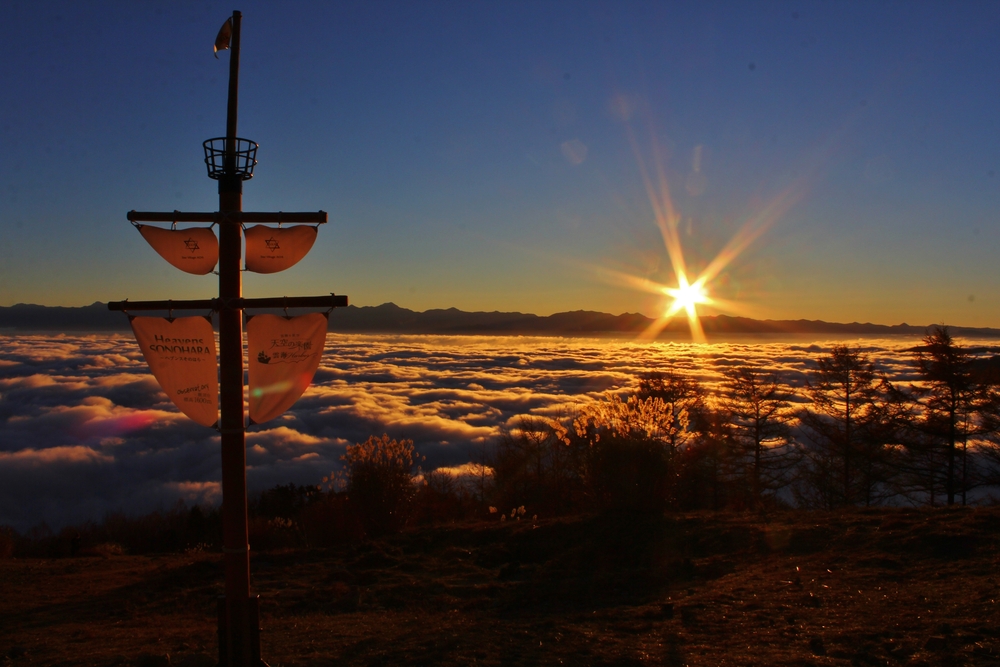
top-left (2, 332), bottom-right (997, 531)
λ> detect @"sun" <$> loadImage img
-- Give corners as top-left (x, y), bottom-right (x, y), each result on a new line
top-left (657, 274), bottom-right (712, 342)
top-left (664, 279), bottom-right (709, 316)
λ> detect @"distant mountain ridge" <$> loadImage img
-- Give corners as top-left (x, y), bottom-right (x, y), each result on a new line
top-left (1, 301), bottom-right (998, 338)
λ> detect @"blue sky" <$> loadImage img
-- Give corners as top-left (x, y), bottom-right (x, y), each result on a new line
top-left (1, 1), bottom-right (998, 326)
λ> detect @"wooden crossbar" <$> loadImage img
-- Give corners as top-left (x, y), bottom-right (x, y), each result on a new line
top-left (107, 294), bottom-right (348, 311)
top-left (127, 210), bottom-right (328, 224)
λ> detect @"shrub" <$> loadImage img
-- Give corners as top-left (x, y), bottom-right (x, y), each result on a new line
top-left (411, 470), bottom-right (480, 525)
top-left (487, 416), bottom-right (582, 514)
top-left (572, 394), bottom-right (685, 512)
top-left (0, 525), bottom-right (16, 559)
top-left (249, 483), bottom-right (323, 520)
top-left (342, 434), bottom-right (423, 537)
top-left (297, 492), bottom-right (363, 547)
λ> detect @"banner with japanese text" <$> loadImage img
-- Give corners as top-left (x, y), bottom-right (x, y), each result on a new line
top-left (244, 225), bottom-right (317, 274)
top-left (137, 225), bottom-right (219, 275)
top-left (247, 312), bottom-right (327, 424)
top-left (131, 316), bottom-right (219, 427)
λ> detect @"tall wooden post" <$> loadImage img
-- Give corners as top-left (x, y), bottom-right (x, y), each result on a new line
top-left (217, 11), bottom-right (254, 666)
top-left (108, 11), bottom-right (347, 666)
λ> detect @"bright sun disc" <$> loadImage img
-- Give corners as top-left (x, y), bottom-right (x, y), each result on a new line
top-left (665, 281), bottom-right (708, 312)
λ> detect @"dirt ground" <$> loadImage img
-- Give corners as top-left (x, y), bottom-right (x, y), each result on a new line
top-left (2, 508), bottom-right (999, 666)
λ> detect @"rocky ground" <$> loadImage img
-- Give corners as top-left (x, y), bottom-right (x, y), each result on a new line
top-left (2, 507), bottom-right (1000, 666)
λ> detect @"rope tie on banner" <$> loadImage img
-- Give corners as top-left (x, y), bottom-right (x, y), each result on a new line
top-left (283, 296), bottom-right (290, 320)
top-left (167, 301), bottom-right (174, 322)
top-left (171, 210), bottom-right (180, 231)
top-left (325, 293), bottom-right (336, 316)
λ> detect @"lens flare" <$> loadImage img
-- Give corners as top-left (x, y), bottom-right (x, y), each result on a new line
top-left (593, 118), bottom-right (811, 343)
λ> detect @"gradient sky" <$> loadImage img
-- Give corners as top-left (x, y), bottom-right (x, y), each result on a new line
top-left (1, 1), bottom-right (997, 327)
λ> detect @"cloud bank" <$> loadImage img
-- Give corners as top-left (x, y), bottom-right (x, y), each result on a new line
top-left (2, 332), bottom-right (996, 531)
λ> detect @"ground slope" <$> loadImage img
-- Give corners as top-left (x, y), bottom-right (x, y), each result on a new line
top-left (2, 508), bottom-right (999, 666)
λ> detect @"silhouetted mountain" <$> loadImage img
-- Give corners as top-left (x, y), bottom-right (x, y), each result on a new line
top-left (1, 302), bottom-right (998, 338)
top-left (0, 302), bottom-right (124, 331)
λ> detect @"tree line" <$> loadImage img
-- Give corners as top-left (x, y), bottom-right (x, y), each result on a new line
top-left (326, 325), bottom-right (1000, 538)
top-left (484, 326), bottom-right (1000, 515)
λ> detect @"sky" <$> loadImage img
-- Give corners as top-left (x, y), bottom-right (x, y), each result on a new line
top-left (1, 1), bottom-right (998, 327)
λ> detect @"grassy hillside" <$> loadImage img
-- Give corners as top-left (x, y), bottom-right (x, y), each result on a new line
top-left (2, 508), bottom-right (999, 666)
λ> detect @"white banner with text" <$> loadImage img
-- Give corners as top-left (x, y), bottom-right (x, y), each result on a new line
top-left (131, 316), bottom-right (219, 427)
top-left (247, 312), bottom-right (327, 424)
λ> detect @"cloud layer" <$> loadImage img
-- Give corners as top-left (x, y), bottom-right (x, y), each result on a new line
top-left (2, 332), bottom-right (996, 531)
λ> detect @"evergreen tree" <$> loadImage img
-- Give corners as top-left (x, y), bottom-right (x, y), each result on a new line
top-left (913, 326), bottom-right (984, 506)
top-left (719, 367), bottom-right (798, 508)
top-left (798, 345), bottom-right (898, 508)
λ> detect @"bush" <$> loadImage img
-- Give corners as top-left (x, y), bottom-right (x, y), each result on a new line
top-left (0, 525), bottom-right (16, 559)
top-left (297, 493), bottom-right (363, 547)
top-left (249, 483), bottom-right (323, 520)
top-left (343, 434), bottom-right (423, 537)
top-left (411, 470), bottom-right (481, 525)
top-left (572, 394), bottom-right (684, 512)
top-left (487, 417), bottom-right (582, 515)
top-left (587, 433), bottom-right (671, 513)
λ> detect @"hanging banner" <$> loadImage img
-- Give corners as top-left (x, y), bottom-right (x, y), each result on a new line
top-left (137, 225), bottom-right (219, 275)
top-left (131, 316), bottom-right (219, 427)
top-left (247, 312), bottom-right (328, 424)
top-left (244, 225), bottom-right (318, 274)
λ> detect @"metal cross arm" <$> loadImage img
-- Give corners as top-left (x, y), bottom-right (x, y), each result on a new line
top-left (127, 210), bottom-right (328, 224)
top-left (107, 294), bottom-right (349, 312)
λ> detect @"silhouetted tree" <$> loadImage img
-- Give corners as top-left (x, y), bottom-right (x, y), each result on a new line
top-left (913, 326), bottom-right (987, 505)
top-left (855, 378), bottom-right (912, 506)
top-left (719, 367), bottom-right (798, 508)
top-left (487, 416), bottom-right (580, 513)
top-left (798, 345), bottom-right (898, 508)
top-left (675, 406), bottom-right (736, 510)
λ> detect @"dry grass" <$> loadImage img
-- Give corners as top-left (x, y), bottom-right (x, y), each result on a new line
top-left (2, 508), bottom-right (1000, 666)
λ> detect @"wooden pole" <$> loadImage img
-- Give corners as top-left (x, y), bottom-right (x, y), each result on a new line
top-left (110, 12), bottom-right (348, 666)
top-left (217, 10), bottom-right (255, 667)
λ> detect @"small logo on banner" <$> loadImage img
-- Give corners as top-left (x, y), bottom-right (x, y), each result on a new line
top-left (137, 225), bottom-right (219, 275)
top-left (244, 224), bottom-right (318, 274)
